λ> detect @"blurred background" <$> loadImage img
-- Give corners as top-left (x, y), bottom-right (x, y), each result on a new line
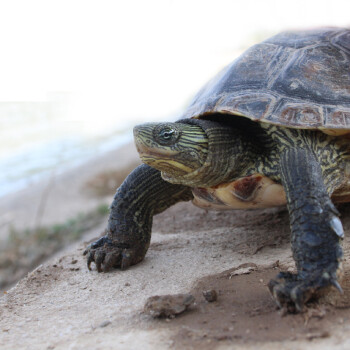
top-left (1, 0), bottom-right (349, 197)
top-left (0, 0), bottom-right (349, 288)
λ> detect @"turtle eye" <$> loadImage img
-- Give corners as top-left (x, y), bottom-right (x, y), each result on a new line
top-left (155, 125), bottom-right (180, 145)
top-left (160, 128), bottom-right (175, 140)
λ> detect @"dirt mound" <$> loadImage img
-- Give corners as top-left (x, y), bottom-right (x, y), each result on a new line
top-left (167, 265), bottom-right (350, 348)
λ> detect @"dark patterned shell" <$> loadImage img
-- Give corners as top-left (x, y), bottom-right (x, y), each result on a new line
top-left (182, 28), bottom-right (350, 134)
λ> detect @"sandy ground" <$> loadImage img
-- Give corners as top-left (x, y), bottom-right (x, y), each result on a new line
top-left (2, 144), bottom-right (350, 349)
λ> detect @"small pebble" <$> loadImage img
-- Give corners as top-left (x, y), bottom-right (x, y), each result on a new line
top-left (202, 289), bottom-right (218, 302)
top-left (306, 331), bottom-right (330, 340)
top-left (99, 320), bottom-right (111, 328)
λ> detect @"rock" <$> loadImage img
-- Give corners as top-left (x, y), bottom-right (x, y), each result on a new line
top-left (144, 293), bottom-right (195, 318)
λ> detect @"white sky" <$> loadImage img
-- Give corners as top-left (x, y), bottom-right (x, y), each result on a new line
top-left (0, 0), bottom-right (349, 129)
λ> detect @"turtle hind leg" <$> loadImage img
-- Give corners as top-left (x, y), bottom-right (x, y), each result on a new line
top-left (268, 148), bottom-right (344, 312)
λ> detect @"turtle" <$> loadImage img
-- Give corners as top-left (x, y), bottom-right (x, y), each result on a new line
top-left (85, 27), bottom-right (350, 312)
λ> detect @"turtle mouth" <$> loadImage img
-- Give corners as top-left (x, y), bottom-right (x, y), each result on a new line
top-left (134, 139), bottom-right (178, 159)
top-left (134, 141), bottom-right (195, 174)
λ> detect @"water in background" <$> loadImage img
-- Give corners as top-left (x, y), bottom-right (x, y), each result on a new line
top-left (0, 94), bottom-right (142, 198)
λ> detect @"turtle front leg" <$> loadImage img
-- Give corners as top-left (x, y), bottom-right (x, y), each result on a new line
top-left (268, 148), bottom-right (344, 312)
top-left (84, 164), bottom-right (193, 272)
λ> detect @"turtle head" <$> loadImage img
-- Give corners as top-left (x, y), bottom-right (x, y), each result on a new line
top-left (133, 122), bottom-right (209, 178)
top-left (134, 118), bottom-right (260, 187)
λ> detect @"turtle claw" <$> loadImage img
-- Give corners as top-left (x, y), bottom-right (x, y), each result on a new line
top-left (268, 269), bottom-right (342, 313)
top-left (84, 236), bottom-right (123, 272)
top-left (84, 235), bottom-right (145, 272)
top-left (103, 251), bottom-right (120, 272)
top-left (94, 249), bottom-right (107, 272)
top-left (330, 279), bottom-right (344, 294)
top-left (121, 250), bottom-right (132, 270)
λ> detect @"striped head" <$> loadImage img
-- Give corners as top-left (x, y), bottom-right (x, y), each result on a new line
top-left (133, 122), bottom-right (208, 178)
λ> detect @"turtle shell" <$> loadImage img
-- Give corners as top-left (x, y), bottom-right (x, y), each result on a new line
top-left (182, 28), bottom-right (350, 135)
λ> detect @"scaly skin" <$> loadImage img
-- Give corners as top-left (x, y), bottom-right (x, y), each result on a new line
top-left (268, 148), bottom-right (344, 312)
